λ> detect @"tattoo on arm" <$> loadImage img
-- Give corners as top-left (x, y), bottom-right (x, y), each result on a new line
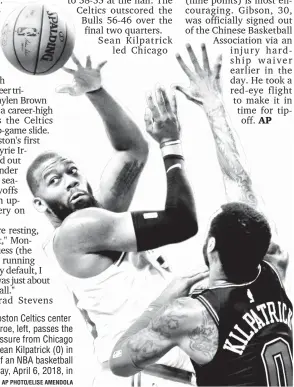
top-left (151, 299), bottom-right (187, 339)
top-left (188, 309), bottom-right (218, 361)
top-left (127, 299), bottom-right (187, 367)
top-left (127, 332), bottom-right (165, 368)
top-left (208, 105), bottom-right (288, 275)
top-left (207, 105), bottom-right (258, 208)
top-left (110, 160), bottom-right (144, 197)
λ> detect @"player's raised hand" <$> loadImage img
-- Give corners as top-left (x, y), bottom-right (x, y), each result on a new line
top-left (175, 43), bottom-right (222, 110)
top-left (145, 86), bottom-right (180, 146)
top-left (56, 53), bottom-right (107, 96)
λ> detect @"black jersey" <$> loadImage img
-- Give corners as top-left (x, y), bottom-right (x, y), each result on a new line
top-left (191, 261), bottom-right (293, 386)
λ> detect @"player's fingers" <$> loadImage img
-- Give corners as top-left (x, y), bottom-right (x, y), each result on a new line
top-left (170, 92), bottom-right (177, 116)
top-left (214, 54), bottom-right (222, 81)
top-left (174, 85), bottom-right (203, 106)
top-left (159, 87), bottom-right (172, 115)
top-left (175, 53), bottom-right (194, 79)
top-left (144, 108), bottom-right (153, 134)
top-left (63, 67), bottom-right (75, 74)
top-left (174, 85), bottom-right (192, 100)
top-left (201, 43), bottom-right (210, 73)
top-left (55, 85), bottom-right (77, 95)
top-left (71, 53), bottom-right (82, 68)
top-left (155, 86), bottom-right (167, 114)
top-left (186, 271), bottom-right (209, 285)
top-left (186, 43), bottom-right (201, 74)
top-left (97, 60), bottom-right (107, 71)
top-left (146, 92), bottom-right (161, 121)
top-left (86, 55), bottom-right (92, 69)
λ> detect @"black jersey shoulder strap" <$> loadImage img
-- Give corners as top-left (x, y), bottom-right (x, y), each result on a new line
top-left (263, 260), bottom-right (285, 289)
top-left (191, 289), bottom-right (220, 327)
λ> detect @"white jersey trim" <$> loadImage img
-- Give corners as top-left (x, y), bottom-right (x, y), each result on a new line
top-left (197, 295), bottom-right (219, 326)
top-left (114, 252), bottom-right (127, 267)
top-left (208, 265), bottom-right (262, 290)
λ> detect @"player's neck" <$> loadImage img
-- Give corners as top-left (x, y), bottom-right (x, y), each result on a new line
top-left (47, 213), bottom-right (63, 228)
top-left (208, 265), bottom-right (234, 287)
top-left (210, 277), bottom-right (236, 287)
top-left (209, 266), bottom-right (260, 287)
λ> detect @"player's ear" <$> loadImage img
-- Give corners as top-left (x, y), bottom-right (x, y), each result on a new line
top-left (207, 237), bottom-right (216, 253)
top-left (33, 197), bottom-right (48, 213)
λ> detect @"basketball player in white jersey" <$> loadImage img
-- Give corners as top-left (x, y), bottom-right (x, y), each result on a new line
top-left (27, 55), bottom-right (202, 386)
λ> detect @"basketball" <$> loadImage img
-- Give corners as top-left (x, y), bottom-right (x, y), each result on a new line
top-left (1, 4), bottom-right (75, 75)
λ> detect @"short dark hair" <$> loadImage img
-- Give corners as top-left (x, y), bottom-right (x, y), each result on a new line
top-left (209, 202), bottom-right (271, 283)
top-left (26, 151), bottom-right (60, 195)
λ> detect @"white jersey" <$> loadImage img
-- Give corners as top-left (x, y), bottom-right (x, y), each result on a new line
top-left (43, 232), bottom-right (194, 372)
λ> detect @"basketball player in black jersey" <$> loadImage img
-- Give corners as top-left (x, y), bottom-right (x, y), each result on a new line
top-left (110, 44), bottom-right (293, 386)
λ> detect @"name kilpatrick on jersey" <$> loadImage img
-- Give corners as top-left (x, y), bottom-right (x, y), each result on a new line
top-left (224, 301), bottom-right (293, 355)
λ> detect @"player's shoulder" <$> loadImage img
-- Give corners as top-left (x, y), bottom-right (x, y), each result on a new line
top-left (163, 297), bottom-right (205, 318)
top-left (62, 207), bottom-right (106, 225)
top-left (165, 297), bottom-right (219, 361)
top-left (164, 297), bottom-right (213, 332)
top-left (54, 208), bottom-right (106, 255)
top-left (58, 208), bottom-right (106, 236)
top-left (263, 241), bottom-right (289, 283)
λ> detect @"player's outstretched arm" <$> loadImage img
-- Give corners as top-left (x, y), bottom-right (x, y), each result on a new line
top-left (54, 87), bottom-right (198, 277)
top-left (175, 44), bottom-right (256, 206)
top-left (175, 44), bottom-right (289, 281)
top-left (109, 273), bottom-right (216, 377)
top-left (56, 54), bottom-right (148, 212)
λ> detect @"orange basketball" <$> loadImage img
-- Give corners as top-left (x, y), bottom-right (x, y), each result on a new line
top-left (1, 4), bottom-right (75, 75)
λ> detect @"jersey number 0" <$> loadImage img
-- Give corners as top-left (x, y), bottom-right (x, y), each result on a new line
top-left (261, 337), bottom-right (293, 386)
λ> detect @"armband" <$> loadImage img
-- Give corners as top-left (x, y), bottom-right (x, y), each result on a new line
top-left (161, 140), bottom-right (183, 160)
top-left (131, 210), bottom-right (178, 252)
top-left (110, 344), bottom-right (142, 377)
top-left (130, 147), bottom-right (197, 251)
